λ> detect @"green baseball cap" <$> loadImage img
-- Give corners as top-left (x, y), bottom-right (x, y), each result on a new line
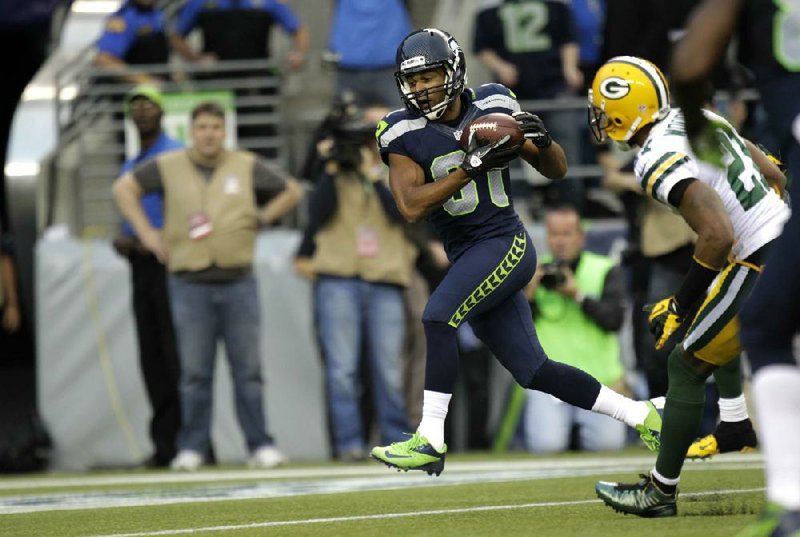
top-left (125, 84), bottom-right (163, 114)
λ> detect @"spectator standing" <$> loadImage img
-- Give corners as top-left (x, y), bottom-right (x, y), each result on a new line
top-left (170, 0), bottom-right (309, 158)
top-left (94, 0), bottom-right (171, 84)
top-left (326, 0), bottom-right (411, 108)
top-left (473, 0), bottom-right (585, 210)
top-left (523, 205), bottom-right (628, 452)
top-left (294, 105), bottom-right (413, 461)
top-left (111, 85), bottom-right (184, 468)
top-left (112, 101), bottom-right (303, 471)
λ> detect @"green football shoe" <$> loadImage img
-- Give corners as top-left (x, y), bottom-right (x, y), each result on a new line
top-left (635, 400), bottom-right (662, 452)
top-left (595, 473), bottom-right (677, 518)
top-left (736, 504), bottom-right (800, 537)
top-left (371, 431), bottom-right (447, 476)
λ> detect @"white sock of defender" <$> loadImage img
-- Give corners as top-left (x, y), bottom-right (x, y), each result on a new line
top-left (718, 394), bottom-right (749, 422)
top-left (591, 385), bottom-right (650, 428)
top-left (417, 390), bottom-right (452, 452)
top-left (753, 366), bottom-right (800, 510)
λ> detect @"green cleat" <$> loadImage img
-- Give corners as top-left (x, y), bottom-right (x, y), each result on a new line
top-left (736, 504), bottom-right (800, 537)
top-left (596, 473), bottom-right (677, 518)
top-left (371, 431), bottom-right (447, 476)
top-left (636, 400), bottom-right (662, 452)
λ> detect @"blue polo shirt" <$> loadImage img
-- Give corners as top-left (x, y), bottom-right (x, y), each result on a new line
top-left (120, 132), bottom-right (184, 236)
top-left (96, 2), bottom-right (169, 63)
top-left (174, 0), bottom-right (300, 35)
top-left (328, 0), bottom-right (411, 69)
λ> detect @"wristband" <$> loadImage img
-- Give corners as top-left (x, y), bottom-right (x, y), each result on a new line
top-left (674, 256), bottom-right (720, 313)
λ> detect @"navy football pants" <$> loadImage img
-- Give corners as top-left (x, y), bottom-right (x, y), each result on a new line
top-left (740, 142), bottom-right (800, 372)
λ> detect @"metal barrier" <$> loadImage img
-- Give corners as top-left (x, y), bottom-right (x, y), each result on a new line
top-left (48, 59), bottom-right (286, 238)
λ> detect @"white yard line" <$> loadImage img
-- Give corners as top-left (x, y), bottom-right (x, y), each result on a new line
top-left (0, 455), bottom-right (764, 515)
top-left (0, 452), bottom-right (762, 491)
top-left (88, 487), bottom-right (766, 537)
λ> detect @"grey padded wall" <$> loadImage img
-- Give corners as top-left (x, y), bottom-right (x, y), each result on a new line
top-left (37, 230), bottom-right (327, 470)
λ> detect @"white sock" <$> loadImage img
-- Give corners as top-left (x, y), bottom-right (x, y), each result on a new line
top-left (591, 385), bottom-right (649, 428)
top-left (651, 468), bottom-right (680, 486)
top-left (417, 390), bottom-right (451, 452)
top-left (753, 366), bottom-right (800, 510)
top-left (718, 394), bottom-right (749, 422)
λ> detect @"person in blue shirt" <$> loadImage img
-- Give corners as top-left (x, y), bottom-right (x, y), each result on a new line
top-left (169, 0), bottom-right (308, 159)
top-left (369, 29), bottom-right (662, 476)
top-left (170, 0), bottom-right (308, 67)
top-left (327, 0), bottom-right (411, 108)
top-left (94, 0), bottom-right (171, 84)
top-left (112, 85), bottom-right (184, 468)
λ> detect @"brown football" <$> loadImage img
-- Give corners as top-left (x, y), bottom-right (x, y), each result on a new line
top-left (459, 112), bottom-right (524, 150)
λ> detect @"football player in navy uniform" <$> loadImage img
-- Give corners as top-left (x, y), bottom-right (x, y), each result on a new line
top-left (672, 1), bottom-right (800, 534)
top-left (370, 28), bottom-right (662, 476)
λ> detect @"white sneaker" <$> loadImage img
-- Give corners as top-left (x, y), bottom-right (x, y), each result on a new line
top-left (170, 450), bottom-right (203, 471)
top-left (248, 445), bottom-right (287, 469)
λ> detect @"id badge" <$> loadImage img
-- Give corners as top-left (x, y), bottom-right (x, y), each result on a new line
top-left (356, 225), bottom-right (379, 257)
top-left (187, 212), bottom-right (213, 240)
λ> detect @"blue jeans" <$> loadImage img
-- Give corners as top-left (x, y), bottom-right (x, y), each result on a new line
top-left (524, 390), bottom-right (626, 452)
top-left (168, 275), bottom-right (272, 453)
top-left (315, 276), bottom-right (409, 454)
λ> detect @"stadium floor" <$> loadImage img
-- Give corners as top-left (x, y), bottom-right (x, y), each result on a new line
top-left (0, 450), bottom-right (766, 536)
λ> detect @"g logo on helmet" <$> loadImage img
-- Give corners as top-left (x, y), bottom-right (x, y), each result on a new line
top-left (599, 77), bottom-right (631, 100)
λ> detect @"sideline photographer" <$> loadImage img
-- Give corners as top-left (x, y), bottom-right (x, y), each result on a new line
top-left (522, 204), bottom-right (630, 452)
top-left (294, 104), bottom-right (414, 461)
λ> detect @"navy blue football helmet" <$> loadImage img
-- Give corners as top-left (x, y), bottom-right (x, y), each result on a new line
top-left (394, 28), bottom-right (467, 120)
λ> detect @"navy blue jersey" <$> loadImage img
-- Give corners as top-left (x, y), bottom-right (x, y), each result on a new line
top-left (738, 0), bottom-right (800, 143)
top-left (377, 84), bottom-right (524, 260)
top-left (472, 0), bottom-right (577, 99)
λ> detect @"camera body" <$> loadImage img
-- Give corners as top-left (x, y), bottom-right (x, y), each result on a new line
top-left (320, 93), bottom-right (375, 172)
top-left (539, 260), bottom-right (568, 289)
top-left (329, 119), bottom-right (374, 172)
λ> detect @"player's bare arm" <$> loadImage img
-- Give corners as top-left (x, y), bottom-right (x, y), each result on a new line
top-left (671, 0), bottom-right (742, 135)
top-left (519, 139), bottom-right (567, 180)
top-left (388, 152), bottom-right (471, 223)
top-left (677, 180), bottom-right (734, 269)
top-left (744, 139), bottom-right (787, 197)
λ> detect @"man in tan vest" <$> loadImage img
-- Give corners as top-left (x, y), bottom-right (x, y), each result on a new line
top-left (113, 101), bottom-right (303, 471)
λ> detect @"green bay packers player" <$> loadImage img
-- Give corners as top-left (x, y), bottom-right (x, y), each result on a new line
top-left (588, 56), bottom-right (789, 517)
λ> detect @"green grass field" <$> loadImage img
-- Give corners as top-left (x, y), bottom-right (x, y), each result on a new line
top-left (0, 450), bottom-right (766, 537)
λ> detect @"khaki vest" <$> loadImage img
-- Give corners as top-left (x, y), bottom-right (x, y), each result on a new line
top-left (641, 197), bottom-right (696, 257)
top-left (160, 150), bottom-right (258, 273)
top-left (312, 175), bottom-right (417, 287)
top-left (534, 252), bottom-right (623, 386)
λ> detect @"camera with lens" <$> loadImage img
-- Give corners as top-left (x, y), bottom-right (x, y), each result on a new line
top-left (329, 118), bottom-right (374, 172)
top-left (539, 261), bottom-right (567, 289)
top-left (321, 93), bottom-right (375, 172)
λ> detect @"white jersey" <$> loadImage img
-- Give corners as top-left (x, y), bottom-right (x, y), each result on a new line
top-left (634, 108), bottom-right (790, 260)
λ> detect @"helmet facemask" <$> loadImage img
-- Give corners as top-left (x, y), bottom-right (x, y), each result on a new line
top-left (396, 65), bottom-right (458, 120)
top-left (587, 56), bottom-right (671, 148)
top-left (394, 28), bottom-right (467, 121)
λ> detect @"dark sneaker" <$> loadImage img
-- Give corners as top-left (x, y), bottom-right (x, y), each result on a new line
top-left (371, 431), bottom-right (447, 476)
top-left (596, 473), bottom-right (677, 518)
top-left (736, 504), bottom-right (800, 537)
top-left (687, 418), bottom-right (758, 460)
